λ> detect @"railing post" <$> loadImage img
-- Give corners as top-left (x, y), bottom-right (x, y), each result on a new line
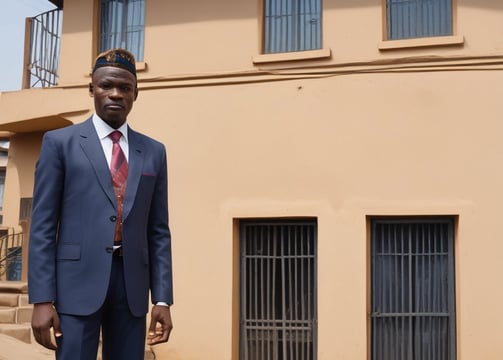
top-left (20, 221), bottom-right (29, 282)
top-left (0, 234), bottom-right (5, 280)
top-left (22, 17), bottom-right (33, 89)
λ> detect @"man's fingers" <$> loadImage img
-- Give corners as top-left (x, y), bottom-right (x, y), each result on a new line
top-left (147, 319), bottom-right (157, 334)
top-left (147, 305), bottom-right (172, 345)
top-left (147, 324), bottom-right (171, 345)
top-left (34, 328), bottom-right (57, 350)
top-left (53, 315), bottom-right (62, 338)
top-left (31, 303), bottom-right (60, 350)
top-left (147, 330), bottom-right (169, 345)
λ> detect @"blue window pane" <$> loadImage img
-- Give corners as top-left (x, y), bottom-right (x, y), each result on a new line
top-left (264, 0), bottom-right (322, 54)
top-left (100, 0), bottom-right (145, 61)
top-left (387, 0), bottom-right (452, 40)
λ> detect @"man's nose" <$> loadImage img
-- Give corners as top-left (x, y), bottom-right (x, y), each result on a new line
top-left (109, 88), bottom-right (122, 98)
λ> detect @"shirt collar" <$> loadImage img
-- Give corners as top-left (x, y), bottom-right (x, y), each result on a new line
top-left (92, 113), bottom-right (129, 143)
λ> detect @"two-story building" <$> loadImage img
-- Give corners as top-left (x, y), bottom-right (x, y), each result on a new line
top-left (1, 0), bottom-right (503, 359)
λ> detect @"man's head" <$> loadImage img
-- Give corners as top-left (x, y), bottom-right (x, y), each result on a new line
top-left (89, 48), bottom-right (138, 129)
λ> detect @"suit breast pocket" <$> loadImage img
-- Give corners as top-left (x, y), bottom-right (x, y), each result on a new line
top-left (56, 244), bottom-right (81, 261)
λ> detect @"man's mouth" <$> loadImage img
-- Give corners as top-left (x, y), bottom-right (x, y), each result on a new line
top-left (105, 104), bottom-right (124, 110)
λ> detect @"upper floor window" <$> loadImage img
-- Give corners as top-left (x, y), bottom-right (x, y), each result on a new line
top-left (386, 0), bottom-right (452, 40)
top-left (99, 0), bottom-right (145, 61)
top-left (263, 0), bottom-right (322, 54)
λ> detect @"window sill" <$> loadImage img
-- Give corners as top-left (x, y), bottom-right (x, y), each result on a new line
top-left (378, 35), bottom-right (464, 50)
top-left (252, 48), bottom-right (331, 64)
top-left (136, 62), bottom-right (147, 72)
top-left (88, 62), bottom-right (147, 77)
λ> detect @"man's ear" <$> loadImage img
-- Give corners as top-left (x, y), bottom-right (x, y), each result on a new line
top-left (89, 83), bottom-right (94, 97)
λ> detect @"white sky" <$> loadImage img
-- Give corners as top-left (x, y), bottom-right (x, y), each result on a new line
top-left (0, 0), bottom-right (56, 92)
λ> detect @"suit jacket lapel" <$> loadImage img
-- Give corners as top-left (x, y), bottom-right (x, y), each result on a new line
top-left (79, 118), bottom-right (117, 208)
top-left (123, 127), bottom-right (145, 219)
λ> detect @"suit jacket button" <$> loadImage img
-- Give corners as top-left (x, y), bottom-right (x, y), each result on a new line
top-left (110, 215), bottom-right (117, 222)
top-left (105, 247), bottom-right (113, 253)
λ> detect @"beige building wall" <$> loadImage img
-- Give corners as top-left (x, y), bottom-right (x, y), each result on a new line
top-left (1, 0), bottom-right (503, 359)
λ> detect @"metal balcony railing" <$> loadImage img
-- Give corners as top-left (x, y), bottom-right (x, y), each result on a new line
top-left (25, 8), bottom-right (62, 88)
top-left (0, 233), bottom-right (23, 281)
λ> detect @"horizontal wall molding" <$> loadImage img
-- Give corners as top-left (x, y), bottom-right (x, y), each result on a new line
top-left (55, 53), bottom-right (503, 91)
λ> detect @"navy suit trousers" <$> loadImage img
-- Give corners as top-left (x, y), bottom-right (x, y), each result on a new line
top-left (56, 256), bottom-right (147, 360)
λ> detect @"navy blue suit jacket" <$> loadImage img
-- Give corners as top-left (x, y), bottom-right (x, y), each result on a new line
top-left (28, 118), bottom-right (173, 317)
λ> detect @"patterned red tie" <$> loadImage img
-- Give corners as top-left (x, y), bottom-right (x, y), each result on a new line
top-left (109, 131), bottom-right (128, 245)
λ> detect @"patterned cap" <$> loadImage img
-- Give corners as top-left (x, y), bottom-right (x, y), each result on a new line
top-left (93, 48), bottom-right (136, 77)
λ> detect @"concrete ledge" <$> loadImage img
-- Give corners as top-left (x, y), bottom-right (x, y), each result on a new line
top-left (16, 306), bottom-right (33, 324)
top-left (0, 324), bottom-right (31, 344)
top-left (0, 281), bottom-right (28, 294)
top-left (0, 293), bottom-right (19, 307)
top-left (0, 307), bottom-right (16, 324)
top-left (0, 333), bottom-right (53, 359)
top-left (19, 294), bottom-right (29, 306)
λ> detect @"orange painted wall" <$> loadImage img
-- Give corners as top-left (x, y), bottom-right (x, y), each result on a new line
top-left (1, 0), bottom-right (503, 359)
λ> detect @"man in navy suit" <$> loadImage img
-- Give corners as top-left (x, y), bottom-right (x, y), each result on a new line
top-left (28, 48), bottom-right (173, 360)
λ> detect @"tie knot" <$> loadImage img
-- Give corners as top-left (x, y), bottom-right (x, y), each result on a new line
top-left (109, 131), bottom-right (122, 144)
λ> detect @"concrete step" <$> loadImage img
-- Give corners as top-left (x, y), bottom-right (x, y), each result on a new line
top-left (0, 306), bottom-right (16, 324)
top-left (0, 281), bottom-right (28, 293)
top-left (0, 325), bottom-right (155, 358)
top-left (19, 293), bottom-right (29, 306)
top-left (16, 305), bottom-right (33, 324)
top-left (0, 323), bottom-right (32, 343)
top-left (0, 333), bottom-right (53, 359)
top-left (0, 292), bottom-right (19, 307)
top-left (95, 346), bottom-right (155, 360)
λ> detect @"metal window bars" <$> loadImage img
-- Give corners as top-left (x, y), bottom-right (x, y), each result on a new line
top-left (387, 0), bottom-right (452, 40)
top-left (371, 218), bottom-right (456, 360)
top-left (240, 220), bottom-right (317, 360)
top-left (263, 0), bottom-right (322, 53)
top-left (0, 232), bottom-right (23, 281)
top-left (27, 8), bottom-right (62, 88)
top-left (99, 0), bottom-right (145, 62)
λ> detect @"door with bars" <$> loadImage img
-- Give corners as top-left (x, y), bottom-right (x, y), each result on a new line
top-left (240, 219), bottom-right (317, 360)
top-left (371, 218), bottom-right (456, 360)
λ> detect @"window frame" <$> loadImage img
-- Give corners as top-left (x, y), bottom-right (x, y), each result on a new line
top-left (379, 0), bottom-right (464, 50)
top-left (254, 0), bottom-right (331, 64)
top-left (96, 0), bottom-right (146, 63)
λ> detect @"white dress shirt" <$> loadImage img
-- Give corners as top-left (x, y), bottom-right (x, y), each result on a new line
top-left (92, 113), bottom-right (129, 167)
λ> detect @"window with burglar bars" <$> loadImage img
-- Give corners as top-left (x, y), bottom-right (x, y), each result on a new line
top-left (99, 0), bottom-right (145, 61)
top-left (263, 0), bottom-right (322, 54)
top-left (371, 218), bottom-right (456, 360)
top-left (240, 219), bottom-right (317, 360)
top-left (386, 0), bottom-right (453, 40)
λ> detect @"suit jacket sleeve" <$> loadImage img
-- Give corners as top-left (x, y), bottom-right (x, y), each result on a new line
top-left (28, 133), bottom-right (64, 303)
top-left (148, 145), bottom-right (174, 305)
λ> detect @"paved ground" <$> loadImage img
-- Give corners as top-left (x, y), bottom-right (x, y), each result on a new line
top-left (0, 334), bottom-right (53, 360)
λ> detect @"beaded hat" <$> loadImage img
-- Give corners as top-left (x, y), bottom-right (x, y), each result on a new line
top-left (93, 48), bottom-right (136, 77)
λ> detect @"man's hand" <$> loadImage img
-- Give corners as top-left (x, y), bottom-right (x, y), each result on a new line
top-left (147, 305), bottom-right (173, 346)
top-left (31, 302), bottom-right (62, 350)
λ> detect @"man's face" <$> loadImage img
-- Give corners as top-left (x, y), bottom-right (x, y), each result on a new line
top-left (89, 66), bottom-right (138, 129)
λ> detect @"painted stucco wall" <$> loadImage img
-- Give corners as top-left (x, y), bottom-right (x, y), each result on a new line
top-left (1, 0), bottom-right (503, 359)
